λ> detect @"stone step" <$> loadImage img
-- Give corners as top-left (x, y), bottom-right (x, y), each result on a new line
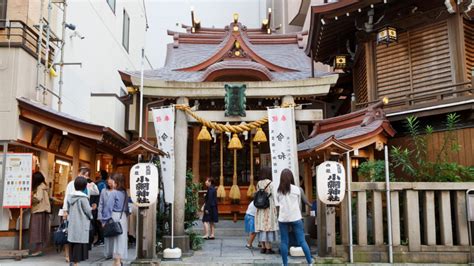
top-left (192, 227), bottom-right (246, 237)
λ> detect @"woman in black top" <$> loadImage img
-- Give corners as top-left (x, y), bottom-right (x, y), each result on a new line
top-left (202, 177), bottom-right (218, 239)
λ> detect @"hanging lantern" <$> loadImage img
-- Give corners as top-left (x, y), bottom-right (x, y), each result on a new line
top-left (228, 133), bottom-right (243, 150)
top-left (253, 128), bottom-right (267, 143)
top-left (334, 55), bottom-right (347, 70)
top-left (197, 126), bottom-right (212, 141)
top-left (377, 26), bottom-right (397, 46)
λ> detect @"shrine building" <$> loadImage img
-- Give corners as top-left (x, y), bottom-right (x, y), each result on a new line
top-left (119, 12), bottom-right (338, 220)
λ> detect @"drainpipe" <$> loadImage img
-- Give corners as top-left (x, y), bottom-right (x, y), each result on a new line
top-left (384, 145), bottom-right (393, 263)
top-left (58, 0), bottom-right (67, 112)
top-left (36, 0), bottom-right (45, 102)
top-left (42, 0), bottom-right (52, 105)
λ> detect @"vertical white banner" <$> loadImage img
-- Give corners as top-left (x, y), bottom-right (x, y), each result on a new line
top-left (268, 107), bottom-right (299, 200)
top-left (152, 106), bottom-right (175, 204)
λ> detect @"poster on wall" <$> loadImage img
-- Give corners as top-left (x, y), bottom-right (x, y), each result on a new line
top-left (152, 106), bottom-right (175, 204)
top-left (2, 153), bottom-right (33, 208)
top-left (267, 107), bottom-right (299, 198)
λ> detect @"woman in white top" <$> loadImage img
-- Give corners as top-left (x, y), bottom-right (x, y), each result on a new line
top-left (276, 169), bottom-right (312, 266)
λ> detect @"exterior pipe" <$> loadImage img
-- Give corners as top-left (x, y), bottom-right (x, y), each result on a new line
top-left (42, 0), bottom-right (52, 104)
top-left (345, 152), bottom-right (353, 263)
top-left (384, 145), bottom-right (393, 263)
top-left (58, 0), bottom-right (67, 112)
top-left (36, 0), bottom-right (45, 102)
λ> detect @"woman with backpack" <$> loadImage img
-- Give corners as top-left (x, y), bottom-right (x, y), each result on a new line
top-left (276, 169), bottom-right (313, 266)
top-left (29, 172), bottom-right (51, 257)
top-left (254, 167), bottom-right (278, 254)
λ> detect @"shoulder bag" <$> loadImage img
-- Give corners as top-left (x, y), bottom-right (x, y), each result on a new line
top-left (103, 192), bottom-right (127, 238)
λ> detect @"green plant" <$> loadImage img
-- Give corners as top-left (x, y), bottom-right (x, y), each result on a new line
top-left (358, 160), bottom-right (395, 182)
top-left (391, 113), bottom-right (474, 182)
top-left (187, 229), bottom-right (204, 250)
top-left (185, 170), bottom-right (201, 230)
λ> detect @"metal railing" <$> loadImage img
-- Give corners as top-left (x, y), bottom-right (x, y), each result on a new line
top-left (0, 20), bottom-right (59, 66)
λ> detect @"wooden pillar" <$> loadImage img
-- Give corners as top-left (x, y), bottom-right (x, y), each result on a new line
top-left (303, 162), bottom-right (312, 202)
top-left (71, 138), bottom-right (80, 179)
top-left (192, 126), bottom-right (200, 183)
top-left (364, 41), bottom-right (377, 102)
top-left (447, 7), bottom-right (467, 84)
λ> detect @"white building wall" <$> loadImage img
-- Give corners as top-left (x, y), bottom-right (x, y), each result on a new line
top-left (53, 0), bottom-right (146, 136)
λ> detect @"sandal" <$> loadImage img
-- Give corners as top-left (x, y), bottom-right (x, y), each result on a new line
top-left (29, 251), bottom-right (43, 257)
top-left (260, 248), bottom-right (266, 254)
top-left (209, 236), bottom-right (215, 240)
top-left (266, 249), bottom-right (275, 254)
top-left (202, 235), bottom-right (209, 239)
top-left (245, 244), bottom-right (252, 249)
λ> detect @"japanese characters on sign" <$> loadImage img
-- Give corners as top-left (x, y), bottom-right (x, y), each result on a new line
top-left (152, 106), bottom-right (175, 203)
top-left (268, 107), bottom-right (299, 199)
top-left (130, 163), bottom-right (159, 207)
top-left (2, 153), bottom-right (33, 208)
top-left (316, 161), bottom-right (346, 205)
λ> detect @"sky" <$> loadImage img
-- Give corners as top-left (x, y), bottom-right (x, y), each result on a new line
top-left (144, 0), bottom-right (267, 69)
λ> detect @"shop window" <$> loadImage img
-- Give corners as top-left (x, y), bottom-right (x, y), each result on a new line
top-left (52, 158), bottom-right (72, 204)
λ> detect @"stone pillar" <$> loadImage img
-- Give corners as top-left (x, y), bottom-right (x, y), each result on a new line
top-left (390, 191), bottom-right (401, 246)
top-left (192, 126), bottom-right (200, 183)
top-left (404, 190), bottom-right (421, 251)
top-left (438, 191), bottom-right (453, 245)
top-left (423, 191), bottom-right (436, 245)
top-left (172, 97), bottom-right (189, 251)
top-left (372, 191), bottom-right (383, 245)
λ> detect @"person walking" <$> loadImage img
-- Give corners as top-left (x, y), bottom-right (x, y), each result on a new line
top-left (98, 174), bottom-right (115, 259)
top-left (276, 169), bottom-right (313, 266)
top-left (255, 167), bottom-right (278, 254)
top-left (67, 176), bottom-right (94, 266)
top-left (29, 172), bottom-right (51, 257)
top-left (101, 173), bottom-right (129, 266)
top-left (202, 177), bottom-right (218, 239)
top-left (244, 200), bottom-right (257, 249)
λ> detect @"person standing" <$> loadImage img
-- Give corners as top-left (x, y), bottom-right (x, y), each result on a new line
top-left (29, 172), bottom-right (51, 257)
top-left (101, 173), bottom-right (129, 266)
top-left (244, 200), bottom-right (257, 249)
top-left (67, 176), bottom-right (94, 265)
top-left (255, 167), bottom-right (278, 254)
top-left (276, 169), bottom-right (313, 266)
top-left (98, 174), bottom-right (115, 259)
top-left (202, 177), bottom-right (218, 239)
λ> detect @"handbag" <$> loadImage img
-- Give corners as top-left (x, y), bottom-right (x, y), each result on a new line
top-left (53, 220), bottom-right (68, 246)
top-left (103, 192), bottom-right (127, 238)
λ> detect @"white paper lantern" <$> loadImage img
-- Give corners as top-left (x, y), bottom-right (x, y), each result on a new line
top-left (130, 163), bottom-right (159, 207)
top-left (316, 161), bottom-right (346, 205)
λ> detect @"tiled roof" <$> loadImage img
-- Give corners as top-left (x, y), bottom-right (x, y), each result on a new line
top-left (298, 102), bottom-right (396, 152)
top-left (122, 23), bottom-right (330, 82)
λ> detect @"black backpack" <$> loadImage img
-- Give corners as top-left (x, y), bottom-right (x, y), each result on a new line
top-left (253, 182), bottom-right (272, 209)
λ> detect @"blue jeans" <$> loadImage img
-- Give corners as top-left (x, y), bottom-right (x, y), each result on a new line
top-left (279, 220), bottom-right (312, 266)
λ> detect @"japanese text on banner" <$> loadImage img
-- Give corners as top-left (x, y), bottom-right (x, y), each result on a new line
top-left (152, 106), bottom-right (175, 204)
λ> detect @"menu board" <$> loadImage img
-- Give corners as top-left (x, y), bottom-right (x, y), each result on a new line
top-left (1, 153), bottom-right (33, 208)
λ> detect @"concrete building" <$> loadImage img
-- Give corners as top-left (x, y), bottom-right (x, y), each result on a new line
top-left (0, 0), bottom-right (147, 249)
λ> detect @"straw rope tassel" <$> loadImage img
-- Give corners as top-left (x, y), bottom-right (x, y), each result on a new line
top-left (229, 149), bottom-right (240, 200)
top-left (217, 133), bottom-right (226, 199)
top-left (247, 136), bottom-right (256, 198)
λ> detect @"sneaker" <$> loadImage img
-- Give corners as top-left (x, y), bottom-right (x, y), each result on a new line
top-left (94, 240), bottom-right (104, 247)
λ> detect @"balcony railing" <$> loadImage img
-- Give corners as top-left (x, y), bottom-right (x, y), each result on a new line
top-left (0, 20), bottom-right (59, 66)
top-left (355, 81), bottom-right (473, 112)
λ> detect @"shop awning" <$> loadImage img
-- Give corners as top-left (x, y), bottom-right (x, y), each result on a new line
top-left (17, 97), bottom-right (129, 151)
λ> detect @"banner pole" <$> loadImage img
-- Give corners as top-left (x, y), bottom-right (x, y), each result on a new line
top-left (345, 152), bottom-right (353, 263)
top-left (384, 145), bottom-right (393, 263)
top-left (171, 203), bottom-right (174, 248)
top-left (19, 208), bottom-right (23, 251)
